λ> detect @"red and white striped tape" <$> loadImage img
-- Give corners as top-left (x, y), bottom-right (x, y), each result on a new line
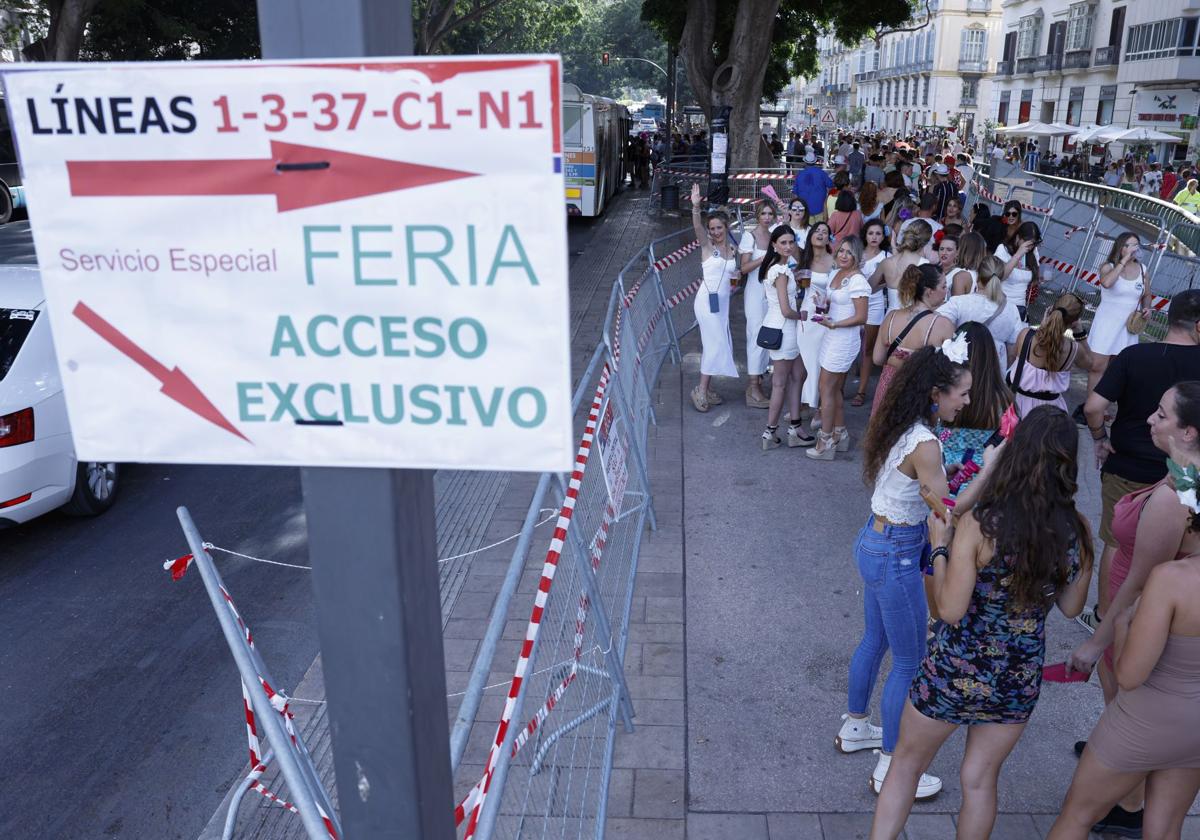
top-left (652, 240), bottom-right (700, 271)
top-left (665, 278), bottom-right (703, 309)
top-left (167, 555), bottom-right (338, 838)
top-left (1061, 224), bottom-right (1090, 239)
top-left (456, 365), bottom-right (613, 836)
top-left (976, 184), bottom-right (1052, 214)
top-left (1039, 255), bottom-right (1171, 310)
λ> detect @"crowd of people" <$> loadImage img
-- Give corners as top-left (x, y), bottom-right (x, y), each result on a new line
top-left (686, 130), bottom-right (1200, 839)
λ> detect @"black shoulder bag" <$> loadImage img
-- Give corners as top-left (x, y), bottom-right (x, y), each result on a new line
top-left (886, 309), bottom-right (935, 359)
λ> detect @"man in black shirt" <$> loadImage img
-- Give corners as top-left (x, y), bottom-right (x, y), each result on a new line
top-left (1080, 289), bottom-right (1200, 629)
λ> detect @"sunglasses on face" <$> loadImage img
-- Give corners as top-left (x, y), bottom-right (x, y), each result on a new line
top-left (1004, 213), bottom-right (1019, 219)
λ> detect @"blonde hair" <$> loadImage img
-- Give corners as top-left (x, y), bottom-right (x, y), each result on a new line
top-left (897, 219), bottom-right (933, 254)
top-left (976, 255), bottom-right (1006, 305)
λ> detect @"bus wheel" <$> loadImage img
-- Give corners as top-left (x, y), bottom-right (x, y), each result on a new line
top-left (0, 183), bottom-right (14, 225)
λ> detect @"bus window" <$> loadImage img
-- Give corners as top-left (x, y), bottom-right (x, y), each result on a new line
top-left (563, 104), bottom-right (584, 147)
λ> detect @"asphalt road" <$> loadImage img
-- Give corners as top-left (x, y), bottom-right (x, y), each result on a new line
top-left (0, 211), bottom-right (607, 838)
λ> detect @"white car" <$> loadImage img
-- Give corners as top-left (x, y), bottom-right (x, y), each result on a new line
top-left (0, 265), bottom-right (118, 526)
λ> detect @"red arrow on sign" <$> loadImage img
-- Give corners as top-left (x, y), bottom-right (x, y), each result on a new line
top-left (72, 301), bottom-right (249, 443)
top-left (65, 140), bottom-right (478, 212)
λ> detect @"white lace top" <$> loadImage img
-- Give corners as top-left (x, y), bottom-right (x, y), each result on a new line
top-left (870, 423), bottom-right (943, 524)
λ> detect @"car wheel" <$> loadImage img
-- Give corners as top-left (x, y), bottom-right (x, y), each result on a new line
top-left (0, 181), bottom-right (15, 225)
top-left (62, 461), bottom-right (119, 516)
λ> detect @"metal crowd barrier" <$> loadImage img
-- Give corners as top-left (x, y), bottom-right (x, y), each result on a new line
top-left (967, 162), bottom-right (1190, 338)
top-left (446, 226), bottom-right (706, 840)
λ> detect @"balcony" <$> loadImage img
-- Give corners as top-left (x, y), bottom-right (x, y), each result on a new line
top-left (854, 70), bottom-right (878, 82)
top-left (1016, 56), bottom-right (1037, 73)
top-left (1063, 50), bottom-right (1091, 69)
top-left (997, 59), bottom-right (1014, 75)
top-left (1094, 45), bottom-right (1120, 66)
top-left (836, 82), bottom-right (851, 92)
top-left (961, 95), bottom-right (979, 106)
top-left (966, 0), bottom-right (991, 11)
top-left (958, 59), bottom-right (988, 73)
top-left (1034, 53), bottom-right (1063, 72)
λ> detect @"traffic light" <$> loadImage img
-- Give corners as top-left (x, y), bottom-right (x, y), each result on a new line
top-left (602, 52), bottom-right (610, 66)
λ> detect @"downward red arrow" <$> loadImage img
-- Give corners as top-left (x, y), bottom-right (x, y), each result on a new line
top-left (72, 301), bottom-right (249, 443)
top-left (66, 140), bottom-right (478, 212)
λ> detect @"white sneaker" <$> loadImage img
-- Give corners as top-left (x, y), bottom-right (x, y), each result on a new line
top-left (835, 713), bottom-right (883, 753)
top-left (870, 750), bottom-right (942, 799)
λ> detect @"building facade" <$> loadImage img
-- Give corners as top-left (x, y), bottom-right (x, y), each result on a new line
top-left (797, 0), bottom-right (1004, 142)
top-left (853, 0), bottom-right (1004, 139)
top-left (992, 0), bottom-right (1200, 161)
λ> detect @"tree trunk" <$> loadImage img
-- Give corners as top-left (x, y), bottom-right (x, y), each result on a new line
top-left (678, 0), bottom-right (781, 172)
top-left (22, 0), bottom-right (101, 61)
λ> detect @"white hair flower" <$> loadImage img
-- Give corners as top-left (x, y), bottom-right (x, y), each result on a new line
top-left (1168, 459), bottom-right (1200, 514)
top-left (938, 332), bottom-right (970, 365)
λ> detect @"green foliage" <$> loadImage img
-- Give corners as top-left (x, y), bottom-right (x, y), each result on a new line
top-left (442, 0), bottom-right (584, 57)
top-left (561, 0), bottom-right (669, 99)
top-left (643, 0), bottom-right (913, 98)
top-left (78, 0), bottom-right (259, 60)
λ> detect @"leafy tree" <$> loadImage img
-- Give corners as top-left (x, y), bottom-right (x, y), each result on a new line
top-left (642, 0), bottom-right (916, 168)
top-left (440, 0), bottom-right (583, 57)
top-left (80, 0), bottom-right (259, 60)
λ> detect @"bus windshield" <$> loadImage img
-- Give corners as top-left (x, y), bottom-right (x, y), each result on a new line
top-left (563, 104), bottom-right (584, 147)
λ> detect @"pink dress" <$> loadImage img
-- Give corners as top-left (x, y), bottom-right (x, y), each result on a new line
top-left (1006, 336), bottom-right (1077, 418)
top-left (1105, 478), bottom-right (1186, 668)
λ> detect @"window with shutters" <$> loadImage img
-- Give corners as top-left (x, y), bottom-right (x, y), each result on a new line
top-left (1065, 3), bottom-right (1095, 52)
top-left (1017, 14), bottom-right (1042, 58)
top-left (961, 28), bottom-right (987, 63)
top-left (927, 26), bottom-right (935, 61)
top-left (923, 76), bottom-right (930, 106)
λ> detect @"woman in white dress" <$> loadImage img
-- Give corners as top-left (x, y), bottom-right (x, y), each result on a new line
top-left (948, 232), bottom-right (987, 297)
top-left (1086, 232), bottom-right (1154, 396)
top-left (937, 254), bottom-right (1023, 366)
top-left (785, 198), bottom-right (810, 250)
top-left (996, 221), bottom-right (1042, 320)
top-left (853, 218), bottom-right (890, 407)
top-left (739, 200), bottom-right (779, 408)
top-left (689, 182), bottom-right (739, 412)
top-left (808, 235), bottom-right (872, 460)
top-left (876, 220), bottom-right (933, 313)
top-left (796, 222), bottom-right (835, 414)
top-left (758, 226), bottom-right (817, 450)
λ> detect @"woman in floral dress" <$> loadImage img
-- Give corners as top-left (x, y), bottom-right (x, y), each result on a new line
top-left (870, 406), bottom-right (1094, 840)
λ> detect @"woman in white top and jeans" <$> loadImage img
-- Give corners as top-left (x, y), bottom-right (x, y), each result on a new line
top-left (836, 342), bottom-right (973, 799)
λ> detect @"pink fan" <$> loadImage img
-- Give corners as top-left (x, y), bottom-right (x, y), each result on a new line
top-left (762, 184), bottom-right (781, 204)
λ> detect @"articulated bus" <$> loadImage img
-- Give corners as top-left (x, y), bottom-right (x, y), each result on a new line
top-left (562, 82), bottom-right (630, 217)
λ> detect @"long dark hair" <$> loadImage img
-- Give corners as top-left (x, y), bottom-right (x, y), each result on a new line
top-left (1001, 200), bottom-right (1022, 246)
top-left (1105, 232), bottom-right (1139, 267)
top-left (759, 224), bottom-right (798, 282)
top-left (862, 218), bottom-right (890, 255)
top-left (972, 405), bottom-right (1094, 609)
top-left (1007, 220), bottom-right (1041, 273)
top-left (952, 322), bottom-right (1010, 429)
top-left (862, 346), bottom-right (968, 484)
top-left (799, 221), bottom-right (832, 269)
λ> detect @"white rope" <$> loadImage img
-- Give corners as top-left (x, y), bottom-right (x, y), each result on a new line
top-left (194, 509), bottom-right (559, 572)
top-left (436, 509), bottom-right (558, 564)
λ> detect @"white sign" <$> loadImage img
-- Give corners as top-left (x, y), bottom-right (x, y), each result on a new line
top-left (1134, 89), bottom-right (1200, 125)
top-left (4, 57), bottom-right (574, 471)
top-left (819, 108), bottom-right (836, 127)
top-left (595, 397), bottom-right (628, 510)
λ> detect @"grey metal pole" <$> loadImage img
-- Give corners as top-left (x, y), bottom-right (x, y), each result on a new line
top-left (177, 508), bottom-right (332, 840)
top-left (254, 2), bottom-right (453, 838)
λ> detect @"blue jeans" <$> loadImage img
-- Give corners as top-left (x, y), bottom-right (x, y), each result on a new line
top-left (847, 516), bottom-right (929, 753)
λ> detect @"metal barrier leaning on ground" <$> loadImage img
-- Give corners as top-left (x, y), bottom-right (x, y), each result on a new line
top-left (169, 509), bottom-right (341, 840)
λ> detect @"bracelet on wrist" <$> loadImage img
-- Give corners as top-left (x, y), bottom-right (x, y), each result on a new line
top-left (930, 546), bottom-right (950, 563)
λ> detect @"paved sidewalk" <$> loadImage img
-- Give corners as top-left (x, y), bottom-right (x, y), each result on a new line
top-left (600, 311), bottom-right (1200, 839)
